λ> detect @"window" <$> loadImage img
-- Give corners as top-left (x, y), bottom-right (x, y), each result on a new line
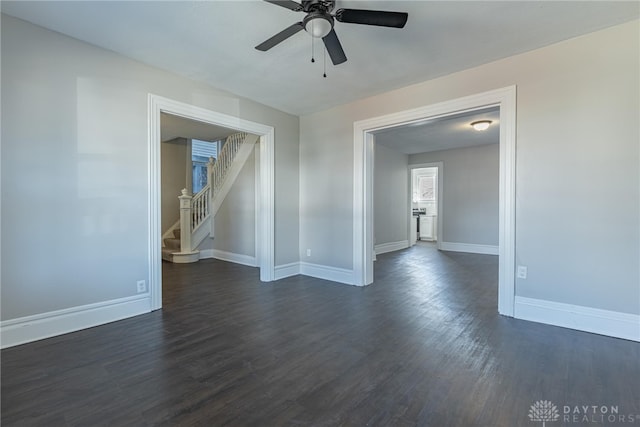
top-left (191, 139), bottom-right (221, 193)
top-left (418, 175), bottom-right (436, 201)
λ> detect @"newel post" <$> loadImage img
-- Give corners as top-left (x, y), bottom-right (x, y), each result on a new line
top-left (178, 188), bottom-right (192, 253)
top-left (207, 156), bottom-right (216, 189)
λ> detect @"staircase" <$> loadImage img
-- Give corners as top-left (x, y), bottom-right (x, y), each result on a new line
top-left (162, 132), bottom-right (258, 263)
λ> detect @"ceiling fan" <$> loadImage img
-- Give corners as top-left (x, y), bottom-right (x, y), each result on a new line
top-left (255, 0), bottom-right (408, 66)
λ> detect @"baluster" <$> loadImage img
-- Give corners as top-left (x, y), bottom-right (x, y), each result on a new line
top-left (194, 197), bottom-right (198, 228)
top-left (193, 198), bottom-right (197, 228)
top-left (195, 198), bottom-right (199, 226)
top-left (207, 156), bottom-right (215, 187)
top-left (192, 198), bottom-right (197, 228)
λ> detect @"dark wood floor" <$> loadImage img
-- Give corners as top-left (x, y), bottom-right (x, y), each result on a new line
top-left (2, 242), bottom-right (639, 426)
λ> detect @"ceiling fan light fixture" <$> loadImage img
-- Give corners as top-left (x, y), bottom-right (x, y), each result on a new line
top-left (471, 120), bottom-right (492, 131)
top-left (304, 14), bottom-right (333, 38)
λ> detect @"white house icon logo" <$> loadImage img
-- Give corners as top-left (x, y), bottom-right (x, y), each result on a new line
top-left (529, 400), bottom-right (560, 426)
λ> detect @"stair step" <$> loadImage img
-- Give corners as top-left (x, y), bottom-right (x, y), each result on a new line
top-left (164, 238), bottom-right (181, 249)
top-left (161, 247), bottom-right (175, 262)
top-left (173, 229), bottom-right (181, 239)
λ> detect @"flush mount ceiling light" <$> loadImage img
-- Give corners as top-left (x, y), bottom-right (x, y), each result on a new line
top-left (471, 120), bottom-right (493, 131)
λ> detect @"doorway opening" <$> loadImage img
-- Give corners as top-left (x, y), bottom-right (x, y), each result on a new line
top-left (148, 95), bottom-right (276, 311)
top-left (411, 166), bottom-right (439, 245)
top-left (353, 86), bottom-right (516, 316)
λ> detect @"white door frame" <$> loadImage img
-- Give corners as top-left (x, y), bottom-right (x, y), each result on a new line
top-left (353, 86), bottom-right (516, 316)
top-left (148, 94), bottom-right (275, 310)
top-left (408, 163), bottom-right (443, 249)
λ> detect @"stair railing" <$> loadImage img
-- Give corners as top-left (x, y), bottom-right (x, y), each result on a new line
top-left (190, 185), bottom-right (210, 231)
top-left (210, 132), bottom-right (246, 198)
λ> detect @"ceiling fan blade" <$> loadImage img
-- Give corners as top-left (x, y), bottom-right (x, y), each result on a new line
top-left (335, 9), bottom-right (408, 28)
top-left (255, 22), bottom-right (304, 51)
top-left (263, 0), bottom-right (303, 12)
top-left (322, 29), bottom-right (347, 65)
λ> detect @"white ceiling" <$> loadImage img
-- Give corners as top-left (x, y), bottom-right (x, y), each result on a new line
top-left (161, 112), bottom-right (237, 142)
top-left (2, 1), bottom-right (638, 116)
top-left (374, 106), bottom-right (499, 154)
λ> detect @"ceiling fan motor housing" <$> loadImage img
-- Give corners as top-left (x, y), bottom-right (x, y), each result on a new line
top-left (301, 0), bottom-right (336, 13)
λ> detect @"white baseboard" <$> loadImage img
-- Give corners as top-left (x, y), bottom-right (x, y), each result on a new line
top-left (0, 295), bottom-right (151, 349)
top-left (299, 262), bottom-right (357, 286)
top-left (375, 240), bottom-right (409, 255)
top-left (514, 296), bottom-right (640, 342)
top-left (439, 242), bottom-right (499, 255)
top-left (274, 262), bottom-right (300, 280)
top-left (201, 249), bottom-right (257, 267)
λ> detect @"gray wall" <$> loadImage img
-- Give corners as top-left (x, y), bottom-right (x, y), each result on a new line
top-left (161, 138), bottom-right (188, 233)
top-left (197, 145), bottom-right (258, 257)
top-left (410, 144), bottom-right (499, 246)
top-left (374, 143), bottom-right (409, 246)
top-left (1, 15), bottom-right (300, 320)
top-left (299, 20), bottom-right (639, 315)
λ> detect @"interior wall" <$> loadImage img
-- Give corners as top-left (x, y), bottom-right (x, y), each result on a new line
top-left (410, 144), bottom-right (499, 246)
top-left (161, 138), bottom-right (188, 233)
top-left (299, 20), bottom-right (639, 315)
top-left (374, 143), bottom-right (409, 247)
top-left (1, 14), bottom-right (300, 321)
top-left (197, 145), bottom-right (257, 257)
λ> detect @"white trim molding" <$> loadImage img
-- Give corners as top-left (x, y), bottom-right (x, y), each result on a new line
top-left (375, 240), bottom-right (410, 255)
top-left (514, 296), bottom-right (640, 342)
top-left (299, 262), bottom-right (356, 286)
top-left (274, 262), bottom-right (301, 280)
top-left (0, 295), bottom-right (151, 349)
top-left (353, 86), bottom-right (517, 316)
top-left (200, 249), bottom-right (258, 267)
top-left (439, 242), bottom-right (499, 255)
top-left (148, 94), bottom-right (276, 311)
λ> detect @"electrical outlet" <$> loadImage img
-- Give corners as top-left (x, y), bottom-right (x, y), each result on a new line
top-left (517, 266), bottom-right (528, 279)
top-left (136, 280), bottom-right (146, 293)
top-left (306, 249), bottom-right (311, 257)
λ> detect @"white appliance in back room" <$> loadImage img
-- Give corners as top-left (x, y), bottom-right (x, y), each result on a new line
top-left (412, 167), bottom-right (438, 242)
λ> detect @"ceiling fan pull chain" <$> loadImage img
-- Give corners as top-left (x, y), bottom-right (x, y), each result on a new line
top-left (311, 21), bottom-right (315, 63)
top-left (323, 44), bottom-right (327, 78)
